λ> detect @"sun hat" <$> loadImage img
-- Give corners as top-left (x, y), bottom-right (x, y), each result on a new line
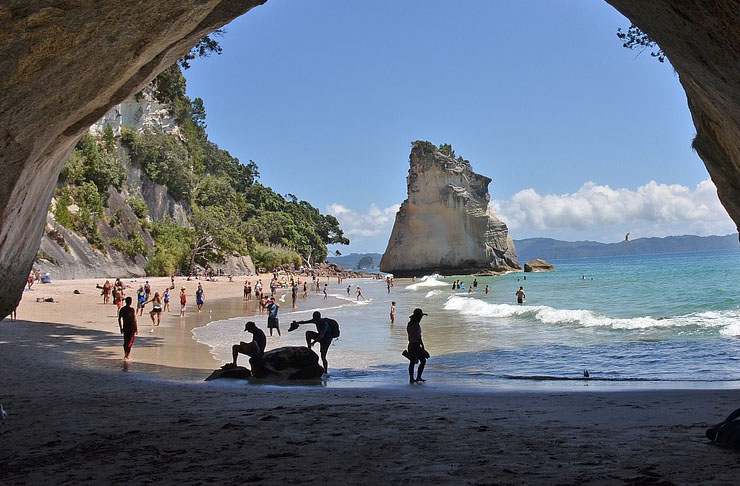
top-left (409, 308), bottom-right (428, 319)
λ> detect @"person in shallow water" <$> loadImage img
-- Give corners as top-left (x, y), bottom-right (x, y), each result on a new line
top-left (231, 321), bottom-right (266, 367)
top-left (266, 296), bottom-right (281, 336)
top-left (290, 311), bottom-right (337, 374)
top-left (403, 308), bottom-right (429, 383)
top-left (516, 286), bottom-right (526, 304)
top-left (118, 297), bottom-right (138, 360)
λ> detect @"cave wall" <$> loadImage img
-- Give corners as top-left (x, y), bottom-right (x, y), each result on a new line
top-left (1, 0), bottom-right (740, 318)
top-left (606, 1), bottom-right (740, 232)
top-left (0, 1), bottom-right (266, 317)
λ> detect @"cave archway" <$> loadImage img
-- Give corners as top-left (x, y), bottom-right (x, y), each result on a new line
top-left (1, 0), bottom-right (739, 317)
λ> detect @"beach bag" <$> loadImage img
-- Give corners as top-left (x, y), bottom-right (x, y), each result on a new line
top-left (326, 318), bottom-right (340, 339)
top-left (706, 407), bottom-right (740, 449)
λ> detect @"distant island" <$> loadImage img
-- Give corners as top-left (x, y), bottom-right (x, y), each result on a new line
top-left (327, 253), bottom-right (383, 270)
top-left (514, 234), bottom-right (740, 262)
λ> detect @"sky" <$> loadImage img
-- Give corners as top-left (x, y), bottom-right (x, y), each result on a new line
top-left (183, 0), bottom-right (736, 254)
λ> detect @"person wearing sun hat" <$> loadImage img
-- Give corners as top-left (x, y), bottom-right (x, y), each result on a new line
top-left (404, 308), bottom-right (429, 383)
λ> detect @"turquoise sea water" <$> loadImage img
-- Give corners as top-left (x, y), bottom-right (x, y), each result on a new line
top-left (193, 249), bottom-right (740, 389)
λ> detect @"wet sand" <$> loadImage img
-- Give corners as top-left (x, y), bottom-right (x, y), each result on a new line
top-left (2, 276), bottom-right (740, 484)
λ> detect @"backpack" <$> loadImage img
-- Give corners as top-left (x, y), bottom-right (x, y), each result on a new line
top-left (325, 318), bottom-right (340, 339)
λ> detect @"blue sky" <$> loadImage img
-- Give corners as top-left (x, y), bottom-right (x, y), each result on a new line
top-left (184, 0), bottom-right (735, 253)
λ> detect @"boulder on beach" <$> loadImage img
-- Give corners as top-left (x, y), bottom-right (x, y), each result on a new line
top-left (250, 346), bottom-right (325, 380)
top-left (524, 259), bottom-right (555, 272)
top-left (204, 365), bottom-right (252, 381)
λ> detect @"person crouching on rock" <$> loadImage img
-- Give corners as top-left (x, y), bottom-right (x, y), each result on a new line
top-left (290, 311), bottom-right (336, 374)
top-left (404, 308), bottom-right (429, 383)
top-left (232, 321), bottom-right (266, 368)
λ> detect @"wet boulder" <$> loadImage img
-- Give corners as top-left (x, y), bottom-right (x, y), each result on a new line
top-left (524, 259), bottom-right (555, 272)
top-left (205, 365), bottom-right (252, 381)
top-left (250, 346), bottom-right (325, 380)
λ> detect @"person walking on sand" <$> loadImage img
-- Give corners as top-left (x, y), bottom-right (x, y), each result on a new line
top-left (112, 286), bottom-right (122, 311)
top-left (136, 286), bottom-right (146, 316)
top-left (516, 286), bottom-right (526, 304)
top-left (292, 282), bottom-right (298, 308)
top-left (266, 296), bottom-right (281, 336)
top-left (118, 297), bottom-right (138, 360)
top-left (356, 286), bottom-right (364, 301)
top-left (323, 283), bottom-right (328, 300)
top-left (144, 280), bottom-right (151, 300)
top-left (102, 280), bottom-right (112, 304)
top-left (179, 287), bottom-right (187, 317)
top-left (196, 283), bottom-right (205, 312)
top-left (303, 281), bottom-right (308, 298)
top-left (163, 288), bottom-right (170, 313)
top-left (289, 311), bottom-right (338, 374)
top-left (146, 292), bottom-right (163, 326)
top-left (390, 301), bottom-right (396, 324)
top-left (244, 280), bottom-right (250, 300)
top-left (404, 308), bottom-right (429, 383)
top-left (231, 321), bottom-right (267, 367)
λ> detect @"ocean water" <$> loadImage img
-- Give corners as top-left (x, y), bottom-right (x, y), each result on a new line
top-left (193, 249), bottom-right (740, 389)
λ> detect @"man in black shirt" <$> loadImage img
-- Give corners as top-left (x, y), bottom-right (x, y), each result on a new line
top-left (290, 311), bottom-right (335, 373)
top-left (117, 297), bottom-right (138, 360)
top-left (232, 321), bottom-right (267, 367)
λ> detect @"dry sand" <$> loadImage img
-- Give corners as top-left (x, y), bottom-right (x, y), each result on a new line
top-left (2, 276), bottom-right (740, 484)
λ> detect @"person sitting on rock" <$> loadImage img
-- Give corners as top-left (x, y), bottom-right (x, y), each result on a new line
top-left (289, 311), bottom-right (336, 374)
top-left (232, 321), bottom-right (266, 368)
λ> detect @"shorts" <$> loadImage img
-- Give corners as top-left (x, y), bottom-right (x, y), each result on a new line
top-left (152, 306), bottom-right (162, 313)
top-left (268, 317), bottom-right (279, 329)
top-left (517, 298), bottom-right (523, 304)
top-left (318, 336), bottom-right (333, 355)
top-left (407, 342), bottom-right (428, 362)
top-left (137, 301), bottom-right (145, 309)
top-left (180, 304), bottom-right (186, 312)
top-left (123, 330), bottom-right (135, 351)
top-left (196, 299), bottom-right (204, 306)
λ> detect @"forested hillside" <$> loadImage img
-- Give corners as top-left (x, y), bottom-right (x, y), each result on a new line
top-left (38, 58), bottom-right (348, 277)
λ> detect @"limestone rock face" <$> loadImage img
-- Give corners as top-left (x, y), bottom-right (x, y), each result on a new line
top-left (380, 143), bottom-right (520, 277)
top-left (249, 346), bottom-right (325, 380)
top-left (523, 259), bottom-right (555, 272)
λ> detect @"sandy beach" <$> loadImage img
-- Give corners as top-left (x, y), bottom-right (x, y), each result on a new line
top-left (2, 276), bottom-right (740, 484)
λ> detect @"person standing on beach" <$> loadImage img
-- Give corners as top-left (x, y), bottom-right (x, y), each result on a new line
top-left (516, 286), bottom-right (526, 304)
top-left (290, 311), bottom-right (338, 374)
top-left (232, 321), bottom-right (267, 367)
top-left (179, 287), bottom-right (187, 317)
top-left (292, 283), bottom-right (298, 308)
top-left (196, 283), bottom-right (205, 312)
top-left (163, 288), bottom-right (171, 313)
top-left (390, 301), bottom-right (396, 324)
top-left (323, 283), bottom-right (328, 300)
top-left (118, 296), bottom-right (138, 360)
top-left (112, 286), bottom-right (122, 311)
top-left (144, 281), bottom-right (151, 300)
top-left (404, 308), bottom-right (428, 383)
top-left (266, 297), bottom-right (281, 336)
top-left (244, 280), bottom-right (250, 300)
top-left (386, 276), bottom-right (391, 294)
top-left (303, 281), bottom-right (308, 298)
top-left (102, 280), bottom-right (112, 304)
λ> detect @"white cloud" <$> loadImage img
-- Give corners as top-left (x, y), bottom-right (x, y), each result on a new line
top-left (327, 203), bottom-right (401, 242)
top-left (492, 178), bottom-right (736, 238)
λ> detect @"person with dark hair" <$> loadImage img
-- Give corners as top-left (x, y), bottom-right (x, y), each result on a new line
top-left (232, 321), bottom-right (267, 367)
top-left (266, 297), bottom-right (280, 336)
top-left (516, 286), bottom-right (526, 304)
top-left (290, 311), bottom-right (338, 374)
top-left (117, 296), bottom-right (138, 360)
top-left (404, 308), bottom-right (429, 383)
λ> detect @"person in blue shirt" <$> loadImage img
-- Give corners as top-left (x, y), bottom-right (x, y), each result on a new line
top-left (266, 296), bottom-right (280, 336)
top-left (196, 283), bottom-right (205, 312)
top-left (136, 286), bottom-right (147, 316)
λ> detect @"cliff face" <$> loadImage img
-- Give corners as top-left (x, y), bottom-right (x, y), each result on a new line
top-left (380, 144), bottom-right (519, 277)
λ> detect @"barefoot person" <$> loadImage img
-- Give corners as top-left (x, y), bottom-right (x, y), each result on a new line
top-left (179, 287), bottom-right (187, 317)
top-left (231, 321), bottom-right (267, 367)
top-left (266, 296), bottom-right (281, 336)
top-left (146, 292), bottom-right (163, 326)
top-left (289, 311), bottom-right (339, 374)
top-left (163, 288), bottom-right (170, 313)
top-left (136, 286), bottom-right (146, 316)
top-left (390, 301), bottom-right (396, 324)
top-left (196, 283), bottom-right (205, 312)
top-left (102, 280), bottom-right (112, 304)
top-left (118, 297), bottom-right (138, 360)
top-left (404, 308), bottom-right (429, 383)
top-left (516, 286), bottom-right (526, 304)
top-left (356, 286), bottom-right (364, 300)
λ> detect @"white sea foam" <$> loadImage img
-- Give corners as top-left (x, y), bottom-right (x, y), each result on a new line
top-left (425, 290), bottom-right (443, 298)
top-left (405, 274), bottom-right (447, 290)
top-left (443, 296), bottom-right (740, 333)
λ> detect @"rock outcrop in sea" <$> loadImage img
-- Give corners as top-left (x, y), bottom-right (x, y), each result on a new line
top-left (380, 142), bottom-right (520, 277)
top-left (523, 259), bottom-right (555, 272)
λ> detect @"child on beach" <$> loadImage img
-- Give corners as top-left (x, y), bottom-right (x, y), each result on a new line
top-left (146, 292), bottom-right (163, 326)
top-left (196, 283), bottom-right (205, 312)
top-left (179, 287), bottom-right (187, 317)
top-left (163, 288), bottom-right (170, 312)
top-left (390, 301), bottom-right (396, 324)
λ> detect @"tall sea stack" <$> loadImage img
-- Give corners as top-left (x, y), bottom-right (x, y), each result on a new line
top-left (380, 141), bottom-right (520, 277)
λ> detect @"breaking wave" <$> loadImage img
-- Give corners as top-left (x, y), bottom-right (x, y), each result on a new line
top-left (405, 274), bottom-right (448, 290)
top-left (443, 296), bottom-right (740, 335)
